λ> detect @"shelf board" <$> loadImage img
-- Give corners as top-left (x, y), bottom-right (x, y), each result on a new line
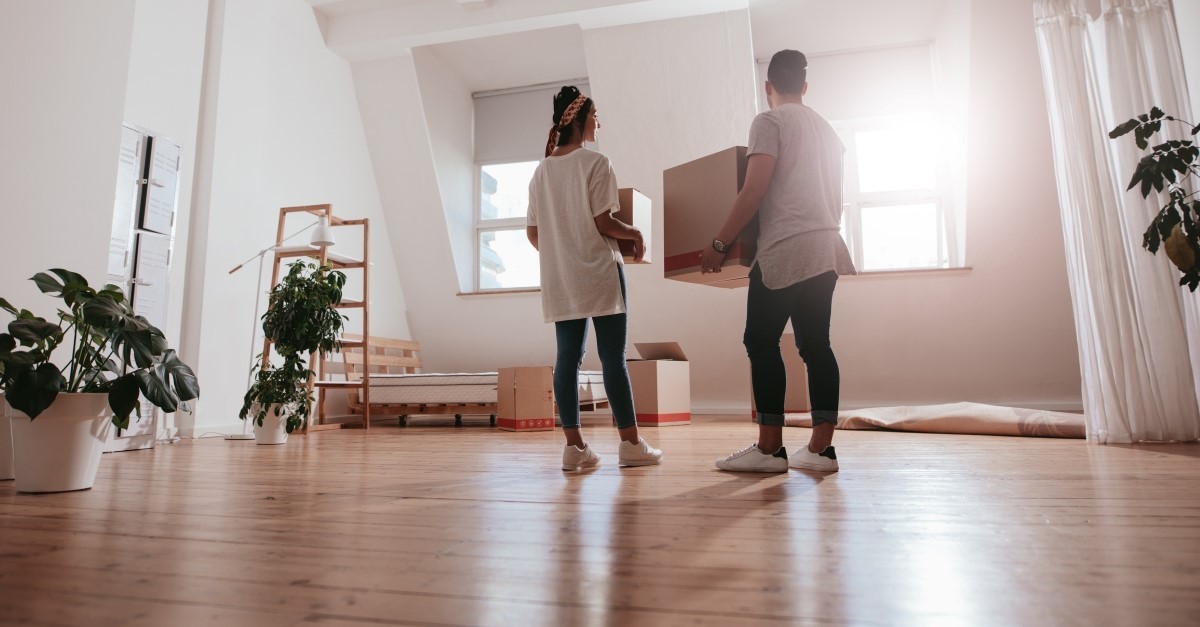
top-left (273, 245), bottom-right (363, 267)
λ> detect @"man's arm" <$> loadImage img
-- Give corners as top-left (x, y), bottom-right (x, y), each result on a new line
top-left (701, 153), bottom-right (776, 272)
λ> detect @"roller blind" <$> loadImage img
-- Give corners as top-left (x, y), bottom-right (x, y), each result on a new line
top-left (474, 82), bottom-right (591, 163)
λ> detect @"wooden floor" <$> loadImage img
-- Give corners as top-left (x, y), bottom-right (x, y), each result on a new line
top-left (1, 415), bottom-right (1199, 627)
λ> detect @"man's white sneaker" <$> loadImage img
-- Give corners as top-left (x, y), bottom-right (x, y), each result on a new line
top-left (715, 444), bottom-right (789, 473)
top-left (790, 445), bottom-right (839, 472)
top-left (618, 438), bottom-right (663, 467)
top-left (562, 444), bottom-right (601, 471)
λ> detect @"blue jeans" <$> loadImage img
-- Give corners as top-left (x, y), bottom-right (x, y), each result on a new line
top-left (744, 265), bottom-right (840, 427)
top-left (554, 265), bottom-right (636, 430)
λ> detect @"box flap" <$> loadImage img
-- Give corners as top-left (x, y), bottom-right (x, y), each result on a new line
top-left (634, 342), bottom-right (688, 361)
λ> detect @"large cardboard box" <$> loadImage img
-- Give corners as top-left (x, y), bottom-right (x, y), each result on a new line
top-left (663, 146), bottom-right (758, 288)
top-left (628, 342), bottom-right (691, 426)
top-left (615, 188), bottom-right (652, 264)
top-left (497, 366), bottom-right (555, 431)
top-left (749, 332), bottom-right (811, 421)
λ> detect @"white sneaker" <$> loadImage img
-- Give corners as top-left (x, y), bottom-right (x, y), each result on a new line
top-left (562, 444), bottom-right (601, 471)
top-left (618, 438), bottom-right (663, 467)
top-left (715, 444), bottom-right (789, 473)
top-left (790, 445), bottom-right (839, 472)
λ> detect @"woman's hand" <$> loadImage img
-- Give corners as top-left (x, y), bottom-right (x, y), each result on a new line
top-left (700, 245), bottom-right (726, 274)
top-left (631, 230), bottom-right (646, 263)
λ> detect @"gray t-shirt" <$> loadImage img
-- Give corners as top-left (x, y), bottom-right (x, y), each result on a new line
top-left (747, 104), bottom-right (857, 289)
top-left (527, 148), bottom-right (624, 323)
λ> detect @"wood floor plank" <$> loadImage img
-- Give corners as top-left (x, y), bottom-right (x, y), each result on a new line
top-left (1, 416), bottom-right (1198, 626)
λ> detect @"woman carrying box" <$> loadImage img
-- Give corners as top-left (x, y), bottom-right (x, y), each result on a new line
top-left (526, 86), bottom-right (663, 471)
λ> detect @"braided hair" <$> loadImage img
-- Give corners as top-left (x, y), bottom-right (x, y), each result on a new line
top-left (545, 86), bottom-right (594, 157)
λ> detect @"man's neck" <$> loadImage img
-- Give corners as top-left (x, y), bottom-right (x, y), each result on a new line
top-left (774, 95), bottom-right (804, 107)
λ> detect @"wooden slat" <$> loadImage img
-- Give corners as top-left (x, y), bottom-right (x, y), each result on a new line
top-left (313, 380), bottom-right (364, 389)
top-left (341, 352), bottom-right (420, 369)
top-left (342, 334), bottom-right (421, 351)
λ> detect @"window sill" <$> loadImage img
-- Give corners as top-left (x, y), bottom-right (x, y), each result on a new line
top-left (843, 266), bottom-right (973, 280)
top-left (457, 287), bottom-right (541, 297)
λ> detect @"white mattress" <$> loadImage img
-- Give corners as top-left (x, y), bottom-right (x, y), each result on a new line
top-left (363, 371), bottom-right (607, 406)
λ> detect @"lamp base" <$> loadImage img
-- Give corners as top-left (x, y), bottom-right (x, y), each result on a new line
top-left (225, 433), bottom-right (255, 441)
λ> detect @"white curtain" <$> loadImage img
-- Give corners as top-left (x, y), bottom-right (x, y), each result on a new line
top-left (1035, 0), bottom-right (1200, 444)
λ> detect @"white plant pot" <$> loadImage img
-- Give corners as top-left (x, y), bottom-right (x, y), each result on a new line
top-left (1, 395), bottom-right (14, 481)
top-left (9, 393), bottom-right (113, 493)
top-left (252, 403), bottom-right (290, 445)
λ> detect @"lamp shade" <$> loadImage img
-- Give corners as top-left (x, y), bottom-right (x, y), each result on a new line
top-left (310, 216), bottom-right (335, 247)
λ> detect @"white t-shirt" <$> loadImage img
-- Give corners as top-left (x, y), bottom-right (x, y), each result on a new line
top-left (526, 148), bottom-right (625, 323)
top-left (747, 104), bottom-right (857, 289)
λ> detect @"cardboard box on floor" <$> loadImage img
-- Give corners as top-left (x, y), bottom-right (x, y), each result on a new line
top-left (749, 332), bottom-right (811, 422)
top-left (628, 342), bottom-right (691, 426)
top-left (615, 188), bottom-right (651, 264)
top-left (497, 366), bottom-right (555, 431)
top-left (663, 146), bottom-right (758, 288)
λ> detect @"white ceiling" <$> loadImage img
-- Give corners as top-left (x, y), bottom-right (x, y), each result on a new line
top-left (308, 0), bottom-right (954, 91)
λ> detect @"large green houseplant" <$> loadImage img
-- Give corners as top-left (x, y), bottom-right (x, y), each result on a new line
top-left (0, 269), bottom-right (199, 425)
top-left (239, 261), bottom-right (346, 437)
top-left (1109, 107), bottom-right (1200, 291)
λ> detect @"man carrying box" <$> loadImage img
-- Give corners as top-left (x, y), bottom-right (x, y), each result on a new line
top-left (702, 50), bottom-right (857, 473)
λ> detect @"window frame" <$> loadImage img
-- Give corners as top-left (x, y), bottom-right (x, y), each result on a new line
top-left (474, 157), bottom-right (542, 292)
top-left (835, 115), bottom-right (959, 272)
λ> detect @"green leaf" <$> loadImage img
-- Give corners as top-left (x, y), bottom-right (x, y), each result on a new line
top-left (160, 349), bottom-right (200, 402)
top-left (0, 298), bottom-right (16, 316)
top-left (1150, 106), bottom-right (1164, 120)
top-left (1191, 122), bottom-right (1199, 135)
top-left (8, 319), bottom-right (61, 344)
top-left (1145, 222), bottom-right (1162, 253)
top-left (7, 363), bottom-right (65, 420)
top-left (135, 367), bottom-right (178, 413)
top-left (108, 373), bottom-right (141, 426)
top-left (0, 334), bottom-right (14, 353)
top-left (30, 272), bottom-right (65, 296)
top-left (0, 349), bottom-right (47, 368)
top-left (48, 268), bottom-right (89, 291)
top-left (1136, 134), bottom-right (1148, 150)
top-left (1109, 119), bottom-right (1140, 138)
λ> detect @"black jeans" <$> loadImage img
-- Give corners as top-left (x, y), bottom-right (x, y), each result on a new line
top-left (554, 265), bottom-right (636, 430)
top-left (744, 265), bottom-right (840, 427)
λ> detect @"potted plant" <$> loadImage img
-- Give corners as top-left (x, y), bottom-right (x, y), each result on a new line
top-left (239, 261), bottom-right (346, 443)
top-left (1109, 106), bottom-right (1200, 291)
top-left (0, 269), bottom-right (199, 492)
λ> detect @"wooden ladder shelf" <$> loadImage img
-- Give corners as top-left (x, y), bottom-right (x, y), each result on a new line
top-left (263, 204), bottom-right (372, 432)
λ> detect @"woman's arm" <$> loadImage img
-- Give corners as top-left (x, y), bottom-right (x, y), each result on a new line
top-left (700, 153), bottom-right (776, 273)
top-left (526, 226), bottom-right (538, 251)
top-left (594, 212), bottom-right (645, 262)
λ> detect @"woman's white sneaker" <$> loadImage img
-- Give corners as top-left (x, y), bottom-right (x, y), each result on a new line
top-left (618, 438), bottom-right (663, 466)
top-left (715, 444), bottom-right (789, 473)
top-left (789, 446), bottom-right (839, 472)
top-left (562, 444), bottom-right (601, 471)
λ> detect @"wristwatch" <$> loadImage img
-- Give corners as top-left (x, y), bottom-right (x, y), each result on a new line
top-left (711, 238), bottom-right (728, 253)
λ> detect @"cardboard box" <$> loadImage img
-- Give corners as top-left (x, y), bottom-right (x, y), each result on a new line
top-left (615, 188), bottom-right (652, 264)
top-left (497, 366), bottom-right (555, 431)
top-left (749, 332), bottom-right (811, 421)
top-left (663, 146), bottom-right (758, 287)
top-left (628, 342), bottom-right (691, 426)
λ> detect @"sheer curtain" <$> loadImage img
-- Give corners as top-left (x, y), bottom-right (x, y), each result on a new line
top-left (1035, 0), bottom-right (1200, 444)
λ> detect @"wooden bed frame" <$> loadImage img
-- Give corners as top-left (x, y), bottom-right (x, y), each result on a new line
top-left (317, 334), bottom-right (497, 427)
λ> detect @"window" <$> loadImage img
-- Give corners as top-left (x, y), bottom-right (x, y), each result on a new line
top-left (472, 82), bottom-right (592, 291)
top-left (837, 114), bottom-right (954, 271)
top-left (476, 161), bottom-right (540, 290)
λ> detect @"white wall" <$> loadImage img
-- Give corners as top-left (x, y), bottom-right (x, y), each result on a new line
top-left (178, 0), bottom-right (410, 436)
top-left (0, 2), bottom-right (136, 318)
top-left (356, 3), bottom-right (1082, 413)
top-left (123, 0), bottom-right (210, 435)
top-left (412, 46), bottom-right (477, 292)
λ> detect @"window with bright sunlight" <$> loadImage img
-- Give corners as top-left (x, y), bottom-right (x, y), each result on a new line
top-left (838, 115), bottom-right (952, 272)
top-left (477, 161), bottom-right (540, 290)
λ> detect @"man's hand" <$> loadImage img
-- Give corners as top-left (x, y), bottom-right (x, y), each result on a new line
top-left (700, 245), bottom-right (725, 274)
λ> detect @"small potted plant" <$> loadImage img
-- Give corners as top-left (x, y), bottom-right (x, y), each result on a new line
top-left (0, 269), bottom-right (199, 492)
top-left (239, 261), bottom-right (346, 442)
